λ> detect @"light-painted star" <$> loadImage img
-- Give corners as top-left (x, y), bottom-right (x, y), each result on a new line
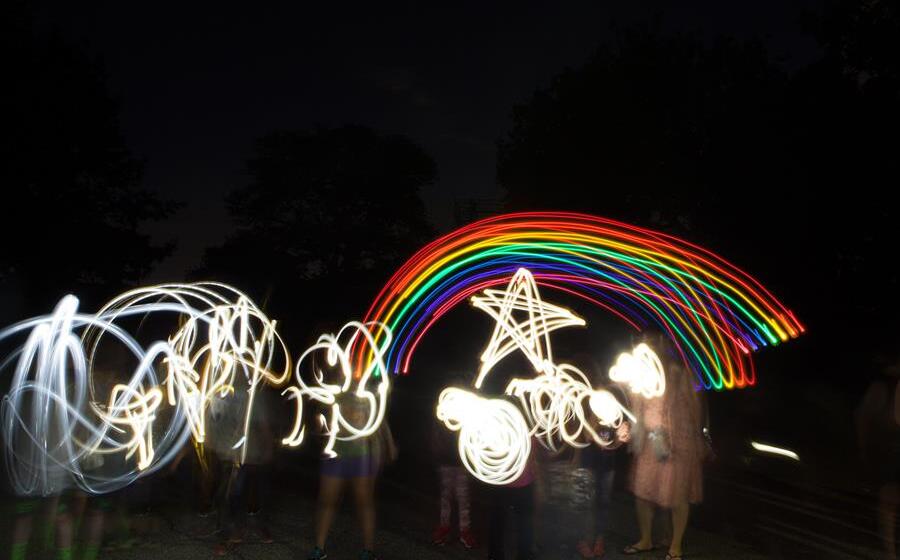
top-left (471, 268), bottom-right (585, 388)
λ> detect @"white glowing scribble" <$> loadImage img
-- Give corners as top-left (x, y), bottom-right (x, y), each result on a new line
top-left (474, 269), bottom-right (633, 450)
top-left (471, 268), bottom-right (585, 388)
top-left (282, 322), bottom-right (390, 458)
top-left (507, 363), bottom-right (635, 452)
top-left (86, 283), bottom-right (291, 464)
top-left (436, 387), bottom-right (531, 485)
top-left (609, 343), bottom-right (666, 399)
top-left (437, 268), bottom-right (640, 483)
top-left (0, 283), bottom-right (290, 495)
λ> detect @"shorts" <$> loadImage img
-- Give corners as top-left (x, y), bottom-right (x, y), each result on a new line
top-left (320, 455), bottom-right (377, 479)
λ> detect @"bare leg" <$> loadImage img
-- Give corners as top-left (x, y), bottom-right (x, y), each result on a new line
top-left (10, 500), bottom-right (35, 560)
top-left (81, 504), bottom-right (105, 560)
top-left (455, 468), bottom-right (472, 531)
top-left (352, 476), bottom-right (376, 551)
top-left (438, 466), bottom-right (452, 527)
top-left (56, 505), bottom-right (74, 560)
top-left (669, 501), bottom-right (690, 557)
top-left (629, 497), bottom-right (655, 550)
top-left (315, 476), bottom-right (344, 549)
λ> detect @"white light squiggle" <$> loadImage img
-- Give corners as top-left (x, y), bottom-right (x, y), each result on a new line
top-left (471, 268), bottom-right (585, 388)
top-left (507, 363), bottom-right (635, 452)
top-left (0, 283), bottom-right (290, 495)
top-left (282, 322), bottom-right (390, 458)
top-left (609, 343), bottom-right (666, 399)
top-left (436, 387), bottom-right (531, 485)
top-left (437, 268), bottom-right (638, 483)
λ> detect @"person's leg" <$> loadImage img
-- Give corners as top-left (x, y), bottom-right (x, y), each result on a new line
top-left (512, 485), bottom-right (535, 560)
top-left (594, 456), bottom-right (616, 551)
top-left (80, 499), bottom-right (106, 560)
top-left (669, 501), bottom-right (690, 557)
top-left (488, 485), bottom-right (507, 560)
top-left (10, 499), bottom-right (36, 560)
top-left (879, 484), bottom-right (900, 560)
top-left (196, 447), bottom-right (217, 515)
top-left (455, 467), bottom-right (472, 531)
top-left (315, 476), bottom-right (344, 549)
top-left (55, 498), bottom-right (74, 560)
top-left (438, 466), bottom-right (453, 528)
top-left (351, 476), bottom-right (377, 551)
top-left (629, 497), bottom-right (655, 550)
top-left (246, 464), bottom-right (273, 542)
top-left (230, 465), bottom-right (250, 541)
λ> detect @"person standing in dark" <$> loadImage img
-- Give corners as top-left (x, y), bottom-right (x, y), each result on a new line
top-left (573, 406), bottom-right (631, 558)
top-left (432, 378), bottom-right (478, 549)
top-left (213, 382), bottom-right (277, 556)
top-left (486, 439), bottom-right (538, 560)
top-left (624, 332), bottom-right (705, 560)
top-left (856, 354), bottom-right (900, 560)
top-left (307, 397), bottom-right (397, 560)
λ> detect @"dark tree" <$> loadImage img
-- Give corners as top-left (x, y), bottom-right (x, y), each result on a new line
top-left (496, 15), bottom-right (900, 368)
top-left (497, 29), bottom-right (788, 236)
top-left (0, 6), bottom-right (175, 314)
top-left (201, 125), bottom-right (435, 333)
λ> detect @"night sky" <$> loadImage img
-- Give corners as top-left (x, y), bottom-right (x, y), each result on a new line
top-left (31, 0), bottom-right (821, 280)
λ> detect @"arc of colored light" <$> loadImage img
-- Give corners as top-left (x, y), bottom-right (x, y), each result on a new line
top-left (359, 212), bottom-right (802, 390)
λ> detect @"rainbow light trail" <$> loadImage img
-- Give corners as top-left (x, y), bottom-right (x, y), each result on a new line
top-left (359, 212), bottom-right (803, 390)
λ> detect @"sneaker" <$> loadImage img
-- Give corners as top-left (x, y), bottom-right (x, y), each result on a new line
top-left (576, 539), bottom-right (595, 558)
top-left (459, 528), bottom-right (478, 549)
top-left (360, 549), bottom-right (378, 560)
top-left (308, 546), bottom-right (328, 560)
top-left (592, 536), bottom-right (606, 558)
top-left (431, 525), bottom-right (451, 546)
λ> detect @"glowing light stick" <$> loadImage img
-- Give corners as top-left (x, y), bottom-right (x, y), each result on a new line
top-left (282, 322), bottom-right (390, 458)
top-left (750, 441), bottom-right (800, 461)
top-left (436, 387), bottom-right (531, 485)
top-left (609, 343), bottom-right (666, 399)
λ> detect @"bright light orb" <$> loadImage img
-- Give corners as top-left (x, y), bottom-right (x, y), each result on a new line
top-left (608, 343), bottom-right (666, 399)
top-left (436, 387), bottom-right (531, 485)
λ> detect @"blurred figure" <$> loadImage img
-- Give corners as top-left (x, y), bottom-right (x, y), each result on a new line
top-left (308, 397), bottom-right (397, 560)
top-left (486, 437), bottom-right (538, 560)
top-left (6, 370), bottom-right (107, 560)
top-left (431, 377), bottom-right (477, 549)
top-left (569, 353), bottom-right (632, 559)
top-left (8, 497), bottom-right (54, 560)
top-left (856, 355), bottom-right (900, 560)
top-left (624, 333), bottom-right (704, 560)
top-left (573, 402), bottom-right (631, 558)
top-left (213, 382), bottom-right (277, 556)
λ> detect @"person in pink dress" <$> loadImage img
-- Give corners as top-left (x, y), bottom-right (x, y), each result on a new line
top-left (624, 332), bottom-right (705, 560)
